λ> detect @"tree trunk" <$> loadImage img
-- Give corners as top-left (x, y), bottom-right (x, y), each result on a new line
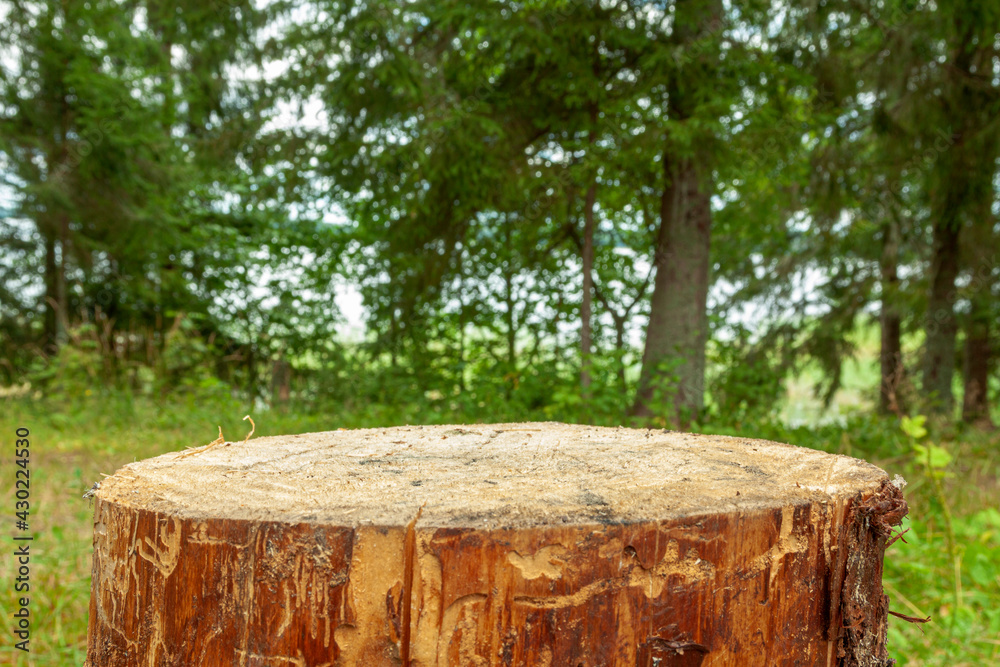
top-left (552, 293), bottom-right (563, 375)
top-left (879, 218), bottom-right (904, 415)
top-left (922, 218), bottom-right (961, 414)
top-left (614, 315), bottom-right (628, 398)
top-left (87, 423), bottom-right (906, 667)
top-left (580, 178), bottom-right (596, 397)
top-left (580, 109), bottom-right (598, 397)
top-left (390, 312), bottom-right (398, 369)
top-left (245, 344), bottom-right (258, 400)
top-left (457, 319), bottom-right (466, 393)
top-left (632, 155), bottom-right (712, 424)
top-left (504, 271), bottom-right (516, 376)
top-left (56, 214), bottom-right (70, 345)
top-left (631, 0), bottom-right (719, 426)
top-left (43, 230), bottom-right (59, 354)
top-left (502, 216), bottom-right (517, 396)
top-left (271, 357), bottom-right (292, 406)
top-left (962, 285), bottom-right (993, 427)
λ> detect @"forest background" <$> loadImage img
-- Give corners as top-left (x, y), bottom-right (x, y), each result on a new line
top-left (1, 0), bottom-right (998, 663)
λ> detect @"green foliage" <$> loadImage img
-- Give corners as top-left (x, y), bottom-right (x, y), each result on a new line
top-left (1, 392), bottom-right (997, 665)
top-left (705, 327), bottom-right (787, 425)
top-left (25, 327), bottom-right (105, 399)
top-left (902, 415), bottom-right (929, 441)
top-left (2, 0), bottom-right (998, 427)
top-left (913, 441), bottom-right (953, 473)
top-left (0, 0), bottom-right (999, 658)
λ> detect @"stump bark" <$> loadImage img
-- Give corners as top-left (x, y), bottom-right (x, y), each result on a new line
top-left (86, 423), bottom-right (906, 666)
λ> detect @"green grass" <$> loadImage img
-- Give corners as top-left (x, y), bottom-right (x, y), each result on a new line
top-left (0, 391), bottom-right (997, 665)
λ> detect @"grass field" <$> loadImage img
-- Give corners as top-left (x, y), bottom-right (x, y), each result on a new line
top-left (0, 391), bottom-right (997, 665)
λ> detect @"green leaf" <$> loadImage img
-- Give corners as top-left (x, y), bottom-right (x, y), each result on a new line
top-left (912, 443), bottom-right (953, 469)
top-left (901, 415), bottom-right (928, 440)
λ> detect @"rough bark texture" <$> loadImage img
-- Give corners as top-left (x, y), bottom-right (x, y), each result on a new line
top-left (632, 155), bottom-right (712, 424)
top-left (87, 423), bottom-right (905, 666)
top-left (631, 0), bottom-right (719, 425)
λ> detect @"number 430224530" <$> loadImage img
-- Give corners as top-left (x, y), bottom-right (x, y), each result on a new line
top-left (15, 427), bottom-right (30, 525)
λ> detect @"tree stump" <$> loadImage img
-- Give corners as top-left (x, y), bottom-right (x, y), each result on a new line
top-left (86, 423), bottom-right (906, 666)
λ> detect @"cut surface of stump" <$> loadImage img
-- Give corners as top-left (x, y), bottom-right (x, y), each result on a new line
top-left (86, 423), bottom-right (906, 666)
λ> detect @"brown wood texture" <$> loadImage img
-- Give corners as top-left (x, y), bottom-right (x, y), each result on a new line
top-left (86, 423), bottom-right (906, 666)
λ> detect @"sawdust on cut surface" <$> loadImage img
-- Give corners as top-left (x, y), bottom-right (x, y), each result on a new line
top-left (98, 422), bottom-right (888, 529)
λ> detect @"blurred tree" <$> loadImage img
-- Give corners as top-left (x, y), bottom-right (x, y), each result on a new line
top-left (629, 0), bottom-right (724, 424)
top-left (960, 204), bottom-right (997, 427)
top-left (0, 0), bottom-right (337, 393)
top-left (1, 0), bottom-right (995, 422)
top-left (0, 0), bottom-right (175, 352)
top-left (885, 1), bottom-right (1000, 413)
